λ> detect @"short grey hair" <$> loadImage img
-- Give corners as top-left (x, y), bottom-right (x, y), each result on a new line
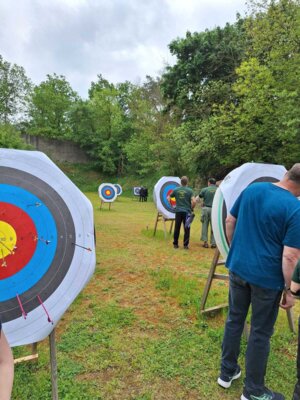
top-left (287, 163), bottom-right (300, 184)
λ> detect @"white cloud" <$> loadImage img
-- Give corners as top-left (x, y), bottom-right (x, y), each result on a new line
top-left (0, 0), bottom-right (247, 98)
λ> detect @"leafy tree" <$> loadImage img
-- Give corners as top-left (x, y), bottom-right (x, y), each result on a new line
top-left (28, 74), bottom-right (78, 139)
top-left (161, 19), bottom-right (247, 121)
top-left (124, 76), bottom-right (176, 176)
top-left (70, 76), bottom-right (129, 174)
top-left (0, 55), bottom-right (32, 123)
top-left (0, 123), bottom-right (29, 149)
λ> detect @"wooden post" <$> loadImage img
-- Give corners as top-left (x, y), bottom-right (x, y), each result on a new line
top-left (200, 248), bottom-right (295, 334)
top-left (49, 329), bottom-right (59, 400)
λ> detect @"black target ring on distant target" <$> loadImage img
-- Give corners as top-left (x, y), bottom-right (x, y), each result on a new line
top-left (0, 167), bottom-right (75, 323)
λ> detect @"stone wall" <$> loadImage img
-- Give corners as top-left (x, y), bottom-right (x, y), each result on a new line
top-left (22, 134), bottom-right (89, 163)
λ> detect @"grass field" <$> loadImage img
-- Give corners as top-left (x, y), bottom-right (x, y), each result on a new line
top-left (12, 194), bottom-right (300, 399)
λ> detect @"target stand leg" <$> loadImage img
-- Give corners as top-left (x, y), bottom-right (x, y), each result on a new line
top-left (153, 212), bottom-right (160, 236)
top-left (49, 329), bottom-right (58, 400)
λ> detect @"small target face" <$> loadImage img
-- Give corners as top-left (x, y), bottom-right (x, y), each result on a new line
top-left (99, 184), bottom-right (117, 202)
top-left (114, 184), bottom-right (122, 196)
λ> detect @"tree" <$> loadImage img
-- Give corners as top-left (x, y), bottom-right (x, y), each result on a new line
top-left (161, 19), bottom-right (247, 121)
top-left (0, 55), bottom-right (32, 123)
top-left (0, 123), bottom-right (29, 149)
top-left (28, 74), bottom-right (78, 139)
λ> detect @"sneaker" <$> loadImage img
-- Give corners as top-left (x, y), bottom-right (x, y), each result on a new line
top-left (173, 244), bottom-right (179, 249)
top-left (184, 246), bottom-right (189, 250)
top-left (217, 366), bottom-right (241, 389)
top-left (203, 242), bottom-right (209, 248)
top-left (211, 244), bottom-right (216, 248)
top-left (241, 388), bottom-right (285, 400)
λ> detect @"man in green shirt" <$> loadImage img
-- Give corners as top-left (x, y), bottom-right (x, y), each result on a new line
top-left (168, 176), bottom-right (196, 250)
top-left (199, 178), bottom-right (217, 248)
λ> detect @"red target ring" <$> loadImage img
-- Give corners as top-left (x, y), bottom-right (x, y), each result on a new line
top-left (0, 202), bottom-right (37, 279)
top-left (167, 189), bottom-right (176, 207)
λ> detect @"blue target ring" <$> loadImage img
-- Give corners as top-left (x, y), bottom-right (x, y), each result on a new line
top-left (160, 182), bottom-right (180, 213)
top-left (0, 184), bottom-right (57, 301)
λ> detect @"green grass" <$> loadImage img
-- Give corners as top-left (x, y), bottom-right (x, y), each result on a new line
top-left (11, 194), bottom-right (300, 399)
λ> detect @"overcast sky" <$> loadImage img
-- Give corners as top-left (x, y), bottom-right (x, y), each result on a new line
top-left (0, 0), bottom-right (248, 98)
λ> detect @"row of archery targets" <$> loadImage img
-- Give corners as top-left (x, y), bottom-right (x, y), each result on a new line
top-left (0, 149), bottom-right (288, 349)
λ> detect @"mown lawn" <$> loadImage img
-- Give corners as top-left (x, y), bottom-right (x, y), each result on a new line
top-left (12, 194), bottom-right (300, 399)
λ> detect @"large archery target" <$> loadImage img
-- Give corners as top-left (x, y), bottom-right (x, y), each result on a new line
top-left (153, 177), bottom-right (181, 219)
top-left (211, 163), bottom-right (287, 260)
top-left (0, 149), bottom-right (96, 346)
top-left (98, 183), bottom-right (117, 202)
top-left (114, 184), bottom-right (122, 196)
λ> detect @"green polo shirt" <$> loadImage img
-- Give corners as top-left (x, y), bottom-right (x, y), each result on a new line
top-left (199, 185), bottom-right (217, 207)
top-left (169, 186), bottom-right (193, 213)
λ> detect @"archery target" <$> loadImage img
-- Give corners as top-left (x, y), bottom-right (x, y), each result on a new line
top-left (153, 177), bottom-right (181, 219)
top-left (114, 184), bottom-right (122, 196)
top-left (98, 183), bottom-right (117, 202)
top-left (211, 163), bottom-right (287, 260)
top-left (0, 149), bottom-right (96, 346)
top-left (133, 187), bottom-right (141, 196)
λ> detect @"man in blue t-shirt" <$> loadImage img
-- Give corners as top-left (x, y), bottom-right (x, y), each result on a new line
top-left (217, 164), bottom-right (300, 400)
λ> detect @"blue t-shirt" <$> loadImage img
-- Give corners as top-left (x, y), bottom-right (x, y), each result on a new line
top-left (226, 182), bottom-right (300, 290)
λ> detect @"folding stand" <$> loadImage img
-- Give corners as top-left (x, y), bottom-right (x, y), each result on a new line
top-left (153, 212), bottom-right (174, 239)
top-left (200, 248), bottom-right (295, 333)
top-left (100, 200), bottom-right (111, 210)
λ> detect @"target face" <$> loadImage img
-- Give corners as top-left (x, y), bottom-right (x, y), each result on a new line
top-left (0, 149), bottom-right (96, 346)
top-left (114, 184), bottom-right (122, 196)
top-left (211, 163), bottom-right (287, 260)
top-left (133, 187), bottom-right (141, 196)
top-left (98, 183), bottom-right (117, 202)
top-left (153, 177), bottom-right (181, 219)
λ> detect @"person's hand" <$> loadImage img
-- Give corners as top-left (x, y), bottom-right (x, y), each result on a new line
top-left (280, 290), bottom-right (295, 309)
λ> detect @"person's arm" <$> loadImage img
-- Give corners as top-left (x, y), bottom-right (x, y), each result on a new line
top-left (225, 214), bottom-right (236, 245)
top-left (0, 332), bottom-right (14, 400)
top-left (191, 196), bottom-right (196, 210)
top-left (280, 246), bottom-right (300, 309)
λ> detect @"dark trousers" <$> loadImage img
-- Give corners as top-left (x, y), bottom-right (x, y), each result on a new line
top-left (173, 212), bottom-right (190, 247)
top-left (293, 317), bottom-right (300, 400)
top-left (221, 272), bottom-right (282, 395)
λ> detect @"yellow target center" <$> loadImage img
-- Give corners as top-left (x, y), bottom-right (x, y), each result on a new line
top-left (105, 190), bottom-right (111, 195)
top-left (0, 221), bottom-right (17, 257)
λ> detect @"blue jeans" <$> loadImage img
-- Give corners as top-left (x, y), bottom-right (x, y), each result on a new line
top-left (221, 271), bottom-right (282, 394)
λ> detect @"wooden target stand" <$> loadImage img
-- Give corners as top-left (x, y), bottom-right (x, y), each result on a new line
top-left (200, 248), bottom-right (295, 334)
top-left (14, 329), bottom-right (58, 399)
top-left (100, 200), bottom-right (112, 210)
top-left (153, 212), bottom-right (174, 239)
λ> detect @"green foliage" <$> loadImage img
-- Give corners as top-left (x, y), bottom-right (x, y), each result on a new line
top-left (28, 73), bottom-right (78, 139)
top-left (161, 20), bottom-right (247, 121)
top-left (0, 55), bottom-right (32, 123)
top-left (0, 123), bottom-right (29, 149)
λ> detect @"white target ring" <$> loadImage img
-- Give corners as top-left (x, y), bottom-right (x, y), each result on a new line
top-left (212, 163), bottom-right (287, 260)
top-left (98, 183), bottom-right (117, 202)
top-left (153, 177), bottom-right (181, 219)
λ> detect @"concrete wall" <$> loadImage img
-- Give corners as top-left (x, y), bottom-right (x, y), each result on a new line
top-left (22, 134), bottom-right (89, 163)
